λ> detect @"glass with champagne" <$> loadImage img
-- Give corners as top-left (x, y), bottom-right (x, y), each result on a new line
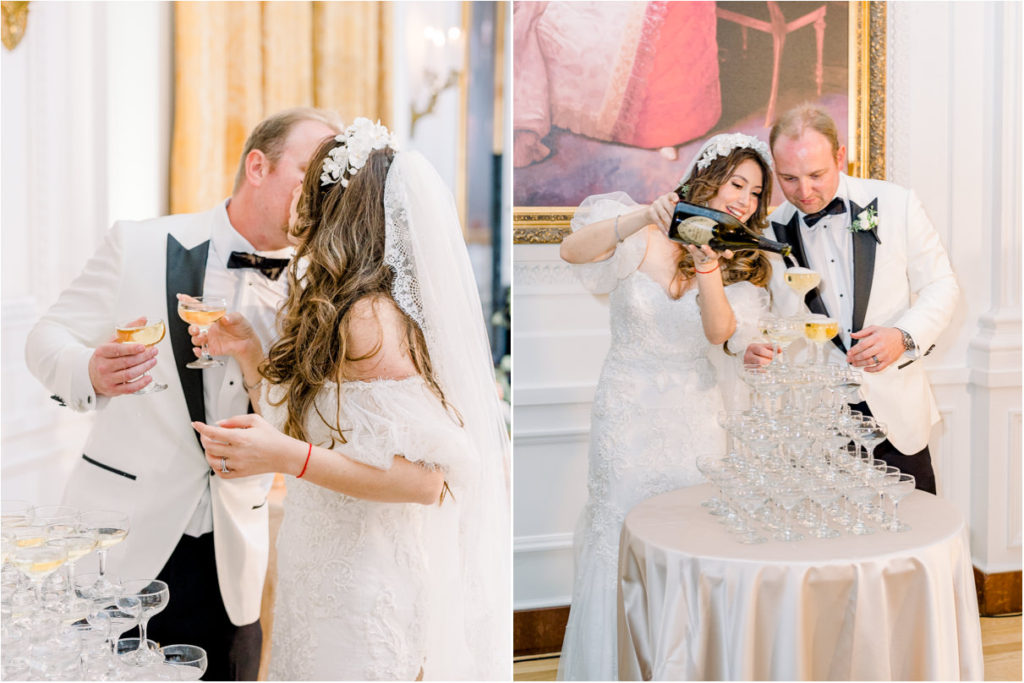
top-left (116, 318), bottom-right (167, 394)
top-left (176, 295), bottom-right (228, 369)
top-left (805, 314), bottom-right (840, 365)
top-left (784, 266), bottom-right (821, 300)
top-left (78, 510), bottom-right (129, 593)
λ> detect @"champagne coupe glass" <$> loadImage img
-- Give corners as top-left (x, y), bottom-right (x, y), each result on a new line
top-left (11, 539), bottom-right (67, 603)
top-left (853, 417), bottom-right (888, 465)
top-left (695, 455), bottom-right (728, 513)
top-left (883, 473), bottom-right (915, 532)
top-left (100, 593), bottom-right (141, 657)
top-left (176, 295), bottom-right (228, 369)
top-left (739, 363), bottom-right (771, 417)
top-left (116, 317), bottom-right (167, 394)
top-left (161, 644), bottom-right (208, 681)
top-left (46, 523), bottom-right (97, 607)
top-left (772, 487), bottom-right (806, 542)
top-left (78, 511), bottom-right (129, 592)
top-left (784, 266), bottom-right (822, 302)
top-left (847, 482), bottom-right (877, 535)
top-left (716, 410), bottom-right (744, 463)
top-left (6, 524), bottom-right (46, 549)
top-left (120, 579), bottom-right (169, 664)
top-left (808, 482), bottom-right (841, 538)
top-left (117, 637), bottom-right (160, 677)
top-left (735, 486), bottom-right (769, 544)
top-left (761, 317), bottom-right (803, 367)
top-left (1, 500), bottom-right (35, 529)
top-left (32, 505), bottom-right (78, 528)
top-left (72, 614), bottom-right (114, 680)
top-left (804, 314), bottom-right (840, 365)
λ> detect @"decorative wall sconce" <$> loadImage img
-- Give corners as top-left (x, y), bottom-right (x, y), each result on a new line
top-left (2, 1), bottom-right (29, 51)
top-left (410, 24), bottom-right (462, 136)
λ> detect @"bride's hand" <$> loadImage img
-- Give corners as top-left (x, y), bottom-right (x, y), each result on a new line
top-left (685, 244), bottom-right (734, 271)
top-left (646, 192), bottom-right (679, 235)
top-left (193, 413), bottom-right (300, 479)
top-left (189, 311), bottom-right (262, 363)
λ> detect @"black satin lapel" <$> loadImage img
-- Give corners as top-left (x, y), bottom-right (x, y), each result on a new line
top-left (775, 213), bottom-right (831, 319)
top-left (850, 199), bottom-right (878, 335)
top-left (166, 235), bottom-right (210, 435)
top-left (773, 214), bottom-right (807, 268)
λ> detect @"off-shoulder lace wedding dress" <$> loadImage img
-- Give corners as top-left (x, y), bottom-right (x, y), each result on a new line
top-left (262, 377), bottom-right (473, 680)
top-left (558, 193), bottom-right (767, 681)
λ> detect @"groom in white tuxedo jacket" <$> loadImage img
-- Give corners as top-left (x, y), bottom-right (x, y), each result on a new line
top-left (25, 108), bottom-right (340, 680)
top-left (746, 105), bottom-right (959, 494)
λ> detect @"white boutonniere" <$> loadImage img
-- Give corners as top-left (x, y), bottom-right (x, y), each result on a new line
top-left (849, 207), bottom-right (879, 234)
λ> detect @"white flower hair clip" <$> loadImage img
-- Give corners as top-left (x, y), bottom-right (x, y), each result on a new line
top-left (692, 133), bottom-right (773, 175)
top-left (320, 117), bottom-right (399, 187)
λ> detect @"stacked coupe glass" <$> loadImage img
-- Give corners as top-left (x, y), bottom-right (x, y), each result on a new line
top-left (695, 266), bottom-right (916, 544)
top-left (1, 503), bottom-right (207, 680)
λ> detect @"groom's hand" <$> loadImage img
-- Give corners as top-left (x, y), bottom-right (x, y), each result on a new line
top-left (88, 317), bottom-right (158, 396)
top-left (848, 326), bottom-right (903, 372)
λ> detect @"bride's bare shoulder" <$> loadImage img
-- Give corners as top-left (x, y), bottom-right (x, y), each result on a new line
top-left (341, 295), bottom-right (418, 381)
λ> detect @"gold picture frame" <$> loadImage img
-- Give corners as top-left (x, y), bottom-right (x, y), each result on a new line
top-left (513, 1), bottom-right (886, 245)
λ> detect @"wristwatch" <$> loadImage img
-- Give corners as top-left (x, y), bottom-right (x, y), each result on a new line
top-left (896, 327), bottom-right (916, 352)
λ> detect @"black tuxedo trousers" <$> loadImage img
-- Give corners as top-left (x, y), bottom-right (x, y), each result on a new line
top-left (139, 532), bottom-right (263, 680)
top-left (849, 401), bottom-right (937, 494)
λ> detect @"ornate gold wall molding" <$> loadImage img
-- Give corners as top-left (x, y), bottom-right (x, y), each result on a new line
top-left (512, 208), bottom-right (574, 244)
top-left (514, 1), bottom-right (887, 245)
top-left (2, 1), bottom-right (29, 51)
top-left (850, 1), bottom-right (887, 180)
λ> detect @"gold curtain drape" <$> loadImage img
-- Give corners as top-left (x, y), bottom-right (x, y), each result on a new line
top-left (171, 1), bottom-right (392, 214)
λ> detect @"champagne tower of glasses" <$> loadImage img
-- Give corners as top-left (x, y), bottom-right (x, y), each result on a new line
top-left (1, 503), bottom-right (208, 680)
top-left (701, 270), bottom-right (915, 543)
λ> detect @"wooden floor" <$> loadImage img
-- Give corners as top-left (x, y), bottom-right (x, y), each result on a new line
top-left (513, 615), bottom-right (1022, 681)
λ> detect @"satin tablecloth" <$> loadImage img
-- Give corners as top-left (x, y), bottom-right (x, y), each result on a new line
top-left (617, 483), bottom-right (984, 680)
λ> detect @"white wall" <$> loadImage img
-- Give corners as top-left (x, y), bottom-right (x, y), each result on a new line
top-left (1, 1), bottom-right (172, 505)
top-left (512, 0), bottom-right (1023, 609)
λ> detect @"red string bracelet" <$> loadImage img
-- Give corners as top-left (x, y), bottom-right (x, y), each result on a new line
top-left (695, 262), bottom-right (720, 275)
top-left (296, 442), bottom-right (312, 479)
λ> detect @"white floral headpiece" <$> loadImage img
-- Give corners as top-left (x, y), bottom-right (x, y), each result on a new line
top-left (687, 133), bottom-right (773, 183)
top-left (320, 117), bottom-right (399, 187)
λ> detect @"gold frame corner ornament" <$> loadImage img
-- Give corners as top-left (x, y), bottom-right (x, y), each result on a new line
top-left (1, 1), bottom-right (29, 51)
top-left (514, 2), bottom-right (886, 245)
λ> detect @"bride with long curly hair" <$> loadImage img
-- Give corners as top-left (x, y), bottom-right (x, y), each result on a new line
top-left (191, 119), bottom-right (510, 680)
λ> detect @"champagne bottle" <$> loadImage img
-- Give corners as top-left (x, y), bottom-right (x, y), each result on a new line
top-left (668, 201), bottom-right (792, 256)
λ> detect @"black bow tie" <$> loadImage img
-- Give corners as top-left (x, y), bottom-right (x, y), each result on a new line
top-left (802, 196), bottom-right (846, 227)
top-left (226, 251), bottom-right (290, 281)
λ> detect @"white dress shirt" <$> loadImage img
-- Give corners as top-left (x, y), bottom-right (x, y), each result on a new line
top-left (183, 200), bottom-right (290, 536)
top-left (797, 175), bottom-right (855, 348)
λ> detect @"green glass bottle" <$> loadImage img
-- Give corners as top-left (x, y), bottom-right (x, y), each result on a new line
top-left (668, 201), bottom-right (792, 257)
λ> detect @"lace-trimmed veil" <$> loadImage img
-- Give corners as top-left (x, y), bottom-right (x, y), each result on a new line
top-left (383, 150), bottom-right (511, 680)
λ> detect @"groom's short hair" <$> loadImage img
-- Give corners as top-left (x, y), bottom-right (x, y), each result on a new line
top-left (233, 107), bottom-right (343, 190)
top-left (770, 104), bottom-right (841, 157)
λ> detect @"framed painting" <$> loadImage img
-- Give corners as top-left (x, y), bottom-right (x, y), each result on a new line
top-left (513, 0), bottom-right (886, 244)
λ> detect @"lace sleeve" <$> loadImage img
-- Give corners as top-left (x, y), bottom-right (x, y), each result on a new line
top-left (723, 281), bottom-right (770, 355)
top-left (569, 192), bottom-right (649, 294)
top-left (320, 379), bottom-right (477, 493)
